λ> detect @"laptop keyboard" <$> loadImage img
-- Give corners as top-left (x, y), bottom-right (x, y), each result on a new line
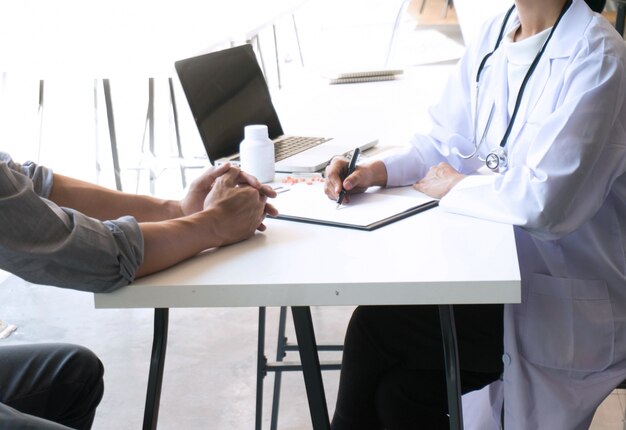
top-left (274, 136), bottom-right (332, 161)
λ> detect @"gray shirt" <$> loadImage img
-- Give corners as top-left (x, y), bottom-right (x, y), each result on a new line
top-left (0, 152), bottom-right (143, 292)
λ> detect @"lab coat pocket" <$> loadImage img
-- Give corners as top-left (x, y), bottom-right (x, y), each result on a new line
top-left (520, 273), bottom-right (614, 372)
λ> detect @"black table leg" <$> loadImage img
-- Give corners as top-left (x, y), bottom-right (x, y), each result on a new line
top-left (291, 306), bottom-right (331, 430)
top-left (439, 305), bottom-right (463, 430)
top-left (255, 307), bottom-right (267, 430)
top-left (143, 308), bottom-right (169, 430)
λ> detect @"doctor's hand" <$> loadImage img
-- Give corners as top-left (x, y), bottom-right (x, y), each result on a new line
top-left (324, 158), bottom-right (388, 203)
top-left (179, 163), bottom-right (276, 216)
top-left (413, 162), bottom-right (465, 199)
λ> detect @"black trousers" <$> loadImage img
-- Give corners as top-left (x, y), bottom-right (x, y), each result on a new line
top-left (331, 304), bottom-right (504, 430)
top-left (0, 343), bottom-right (104, 430)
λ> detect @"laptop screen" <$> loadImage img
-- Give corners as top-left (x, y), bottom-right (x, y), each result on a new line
top-left (175, 44), bottom-right (284, 163)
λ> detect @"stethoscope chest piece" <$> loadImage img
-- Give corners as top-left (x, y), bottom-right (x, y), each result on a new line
top-left (486, 147), bottom-right (508, 172)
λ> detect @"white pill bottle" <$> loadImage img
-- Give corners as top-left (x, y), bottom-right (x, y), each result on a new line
top-left (239, 124), bottom-right (275, 183)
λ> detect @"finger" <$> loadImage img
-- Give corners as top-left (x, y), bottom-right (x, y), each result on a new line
top-left (324, 179), bottom-right (338, 200)
top-left (265, 202), bottom-right (279, 217)
top-left (238, 169), bottom-right (263, 189)
top-left (325, 177), bottom-right (343, 200)
top-left (259, 184), bottom-right (277, 198)
top-left (257, 210), bottom-right (268, 231)
top-left (413, 181), bottom-right (425, 193)
top-left (218, 166), bottom-right (242, 187)
top-left (190, 163), bottom-right (230, 191)
top-left (211, 162), bottom-right (231, 176)
top-left (324, 172), bottom-right (341, 198)
top-left (333, 176), bottom-right (344, 195)
top-left (326, 158), bottom-right (349, 193)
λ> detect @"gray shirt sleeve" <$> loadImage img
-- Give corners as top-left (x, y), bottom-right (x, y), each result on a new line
top-left (0, 152), bottom-right (144, 293)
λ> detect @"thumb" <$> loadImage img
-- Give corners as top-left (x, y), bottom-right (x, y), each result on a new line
top-left (344, 169), bottom-right (363, 191)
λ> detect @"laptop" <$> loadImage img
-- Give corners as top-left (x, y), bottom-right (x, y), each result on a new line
top-left (174, 44), bottom-right (378, 173)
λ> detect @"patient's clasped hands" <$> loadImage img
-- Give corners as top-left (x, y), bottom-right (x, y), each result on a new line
top-left (189, 163), bottom-right (278, 247)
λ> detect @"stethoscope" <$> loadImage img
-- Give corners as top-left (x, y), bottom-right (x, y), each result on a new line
top-left (459, 0), bottom-right (572, 172)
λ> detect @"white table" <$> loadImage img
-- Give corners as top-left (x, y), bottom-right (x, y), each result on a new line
top-left (94, 189), bottom-right (520, 430)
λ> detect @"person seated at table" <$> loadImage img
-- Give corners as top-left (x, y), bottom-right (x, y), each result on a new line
top-left (586, 0), bottom-right (606, 12)
top-left (324, 0), bottom-right (626, 428)
top-left (0, 150), bottom-right (277, 429)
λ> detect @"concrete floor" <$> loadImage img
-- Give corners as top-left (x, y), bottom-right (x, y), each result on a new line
top-left (0, 272), bottom-right (351, 429)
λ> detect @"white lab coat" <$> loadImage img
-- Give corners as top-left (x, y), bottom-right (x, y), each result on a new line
top-left (383, 0), bottom-right (626, 428)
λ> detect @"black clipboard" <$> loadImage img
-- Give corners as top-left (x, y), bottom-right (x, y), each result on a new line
top-left (270, 184), bottom-right (439, 231)
top-left (273, 199), bottom-right (438, 231)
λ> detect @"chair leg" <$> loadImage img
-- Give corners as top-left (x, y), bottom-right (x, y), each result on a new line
top-left (168, 77), bottom-right (187, 189)
top-left (36, 80), bottom-right (44, 162)
top-left (616, 3), bottom-right (626, 37)
top-left (442, 0), bottom-right (453, 18)
top-left (250, 36), bottom-right (268, 81)
top-left (292, 14), bottom-right (304, 67)
top-left (270, 306), bottom-right (289, 430)
top-left (620, 387), bottom-right (626, 430)
top-left (102, 79), bottom-right (123, 191)
top-left (145, 78), bottom-right (156, 195)
top-left (256, 306), bottom-right (289, 430)
top-left (386, 0), bottom-right (411, 66)
top-left (93, 79), bottom-right (102, 185)
top-left (420, 0), bottom-right (428, 13)
top-left (255, 307), bottom-right (267, 430)
top-left (255, 306), bottom-right (344, 430)
top-left (272, 24), bottom-right (282, 89)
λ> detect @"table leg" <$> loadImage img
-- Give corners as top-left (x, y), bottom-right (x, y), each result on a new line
top-left (255, 307), bottom-right (267, 430)
top-left (143, 308), bottom-right (169, 430)
top-left (291, 306), bottom-right (331, 430)
top-left (439, 305), bottom-right (464, 430)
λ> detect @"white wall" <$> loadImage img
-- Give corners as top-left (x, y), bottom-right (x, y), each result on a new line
top-left (454, 0), bottom-right (513, 46)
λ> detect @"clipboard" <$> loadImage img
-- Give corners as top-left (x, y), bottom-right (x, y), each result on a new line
top-left (270, 183), bottom-right (438, 231)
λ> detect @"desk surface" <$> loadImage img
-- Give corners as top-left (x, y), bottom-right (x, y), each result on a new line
top-left (94, 188), bottom-right (521, 309)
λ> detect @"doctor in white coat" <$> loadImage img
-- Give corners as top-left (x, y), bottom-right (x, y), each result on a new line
top-left (325, 0), bottom-right (626, 428)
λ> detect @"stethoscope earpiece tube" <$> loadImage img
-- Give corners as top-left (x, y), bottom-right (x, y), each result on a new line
top-left (464, 0), bottom-right (573, 172)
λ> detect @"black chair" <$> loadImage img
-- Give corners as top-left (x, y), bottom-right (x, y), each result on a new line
top-left (585, 0), bottom-right (606, 13)
top-left (614, 0), bottom-right (626, 37)
top-left (255, 306), bottom-right (343, 430)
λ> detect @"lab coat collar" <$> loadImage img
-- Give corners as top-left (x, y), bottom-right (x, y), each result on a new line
top-left (545, 0), bottom-right (594, 60)
top-left (504, 0), bottom-right (593, 149)
top-left (499, 0), bottom-right (593, 61)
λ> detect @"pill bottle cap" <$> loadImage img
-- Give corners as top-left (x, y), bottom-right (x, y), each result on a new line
top-left (244, 124), bottom-right (269, 141)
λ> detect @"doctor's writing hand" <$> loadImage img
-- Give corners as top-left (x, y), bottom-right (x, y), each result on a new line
top-left (324, 158), bottom-right (388, 203)
top-left (413, 162), bottom-right (465, 199)
top-left (179, 163), bottom-right (276, 216)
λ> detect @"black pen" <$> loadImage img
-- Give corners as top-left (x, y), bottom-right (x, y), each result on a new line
top-left (336, 147), bottom-right (361, 208)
